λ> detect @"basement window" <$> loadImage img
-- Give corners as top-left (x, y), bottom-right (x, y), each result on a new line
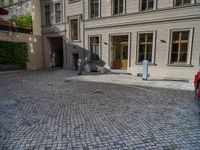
top-left (175, 0), bottom-right (191, 6)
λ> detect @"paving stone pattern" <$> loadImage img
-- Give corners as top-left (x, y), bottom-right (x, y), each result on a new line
top-left (0, 69), bottom-right (200, 150)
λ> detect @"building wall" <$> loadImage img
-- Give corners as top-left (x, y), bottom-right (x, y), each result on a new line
top-left (40, 0), bottom-right (200, 80)
top-left (41, 0), bottom-right (85, 69)
top-left (84, 1), bottom-right (200, 80)
top-left (40, 0), bottom-right (66, 68)
top-left (85, 19), bottom-right (200, 79)
top-left (2, 0), bottom-right (32, 20)
top-left (0, 1), bottom-right (43, 70)
top-left (1, 0), bottom-right (42, 37)
top-left (32, 0), bottom-right (41, 36)
top-left (65, 0), bottom-right (84, 69)
top-left (84, 0), bottom-right (196, 19)
top-left (0, 31), bottom-right (43, 70)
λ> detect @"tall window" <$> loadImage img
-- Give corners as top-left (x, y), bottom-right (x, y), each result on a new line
top-left (70, 19), bottom-right (79, 41)
top-left (90, 36), bottom-right (100, 60)
top-left (112, 0), bottom-right (124, 15)
top-left (90, 0), bottom-right (99, 18)
top-left (175, 0), bottom-right (191, 6)
top-left (170, 31), bottom-right (190, 64)
top-left (138, 33), bottom-right (154, 63)
top-left (45, 5), bottom-right (50, 25)
top-left (141, 0), bottom-right (154, 11)
top-left (55, 3), bottom-right (61, 23)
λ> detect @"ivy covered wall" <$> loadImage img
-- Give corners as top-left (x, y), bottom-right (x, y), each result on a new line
top-left (0, 40), bottom-right (28, 64)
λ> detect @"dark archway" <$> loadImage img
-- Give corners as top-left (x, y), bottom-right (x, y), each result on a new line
top-left (49, 37), bottom-right (63, 67)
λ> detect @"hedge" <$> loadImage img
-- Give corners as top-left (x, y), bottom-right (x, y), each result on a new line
top-left (0, 40), bottom-right (28, 65)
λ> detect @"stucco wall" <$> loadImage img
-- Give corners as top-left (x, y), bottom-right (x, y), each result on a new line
top-left (84, 18), bottom-right (200, 80)
top-left (0, 31), bottom-right (43, 70)
top-left (32, 0), bottom-right (41, 36)
top-left (40, 0), bottom-right (200, 80)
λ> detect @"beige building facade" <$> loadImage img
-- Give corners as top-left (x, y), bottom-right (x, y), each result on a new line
top-left (0, 31), bottom-right (43, 70)
top-left (40, 0), bottom-right (200, 80)
top-left (0, 0), bottom-right (43, 70)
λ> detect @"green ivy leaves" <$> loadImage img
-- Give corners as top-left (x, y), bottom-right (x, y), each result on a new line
top-left (0, 40), bottom-right (28, 64)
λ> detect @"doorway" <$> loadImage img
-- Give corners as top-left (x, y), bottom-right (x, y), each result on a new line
top-left (111, 35), bottom-right (128, 70)
top-left (49, 37), bottom-right (63, 67)
top-left (72, 53), bottom-right (79, 70)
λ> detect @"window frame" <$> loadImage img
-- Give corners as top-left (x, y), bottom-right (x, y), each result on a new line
top-left (55, 2), bottom-right (62, 23)
top-left (89, 0), bottom-right (101, 19)
top-left (173, 0), bottom-right (193, 7)
top-left (111, 0), bottom-right (126, 16)
top-left (139, 0), bottom-right (157, 11)
top-left (69, 17), bottom-right (80, 42)
top-left (136, 31), bottom-right (157, 64)
top-left (44, 5), bottom-right (51, 25)
top-left (89, 35), bottom-right (102, 61)
top-left (168, 28), bottom-right (193, 66)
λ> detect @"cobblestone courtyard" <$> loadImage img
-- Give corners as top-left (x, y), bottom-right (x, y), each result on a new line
top-left (0, 69), bottom-right (200, 150)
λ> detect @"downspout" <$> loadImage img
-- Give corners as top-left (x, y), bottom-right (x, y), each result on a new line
top-left (42, 36), bottom-right (45, 68)
top-left (63, 0), bottom-right (67, 68)
top-left (38, 0), bottom-right (45, 68)
top-left (82, 0), bottom-right (86, 63)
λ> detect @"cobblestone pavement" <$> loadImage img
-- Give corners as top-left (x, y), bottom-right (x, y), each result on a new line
top-left (0, 69), bottom-right (200, 150)
top-left (67, 72), bottom-right (194, 91)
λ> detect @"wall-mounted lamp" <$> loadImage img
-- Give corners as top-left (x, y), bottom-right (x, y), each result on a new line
top-left (160, 40), bottom-right (166, 43)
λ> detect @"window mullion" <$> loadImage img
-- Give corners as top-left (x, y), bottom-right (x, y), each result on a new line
top-left (118, 0), bottom-right (120, 14)
top-left (94, 0), bottom-right (95, 17)
top-left (178, 32), bottom-right (182, 63)
top-left (147, 0), bottom-right (148, 10)
top-left (144, 34), bottom-right (147, 60)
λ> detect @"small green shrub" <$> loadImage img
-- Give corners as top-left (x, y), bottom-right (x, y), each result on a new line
top-left (0, 40), bottom-right (28, 64)
top-left (10, 13), bottom-right (32, 29)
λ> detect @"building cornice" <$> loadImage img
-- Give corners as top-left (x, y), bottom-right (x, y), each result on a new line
top-left (85, 14), bottom-right (200, 30)
top-left (85, 4), bottom-right (200, 22)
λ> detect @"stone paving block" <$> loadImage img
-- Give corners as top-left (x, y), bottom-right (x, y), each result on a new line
top-left (0, 69), bottom-right (199, 150)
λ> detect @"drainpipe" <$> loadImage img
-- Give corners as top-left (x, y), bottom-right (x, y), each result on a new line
top-left (82, 0), bottom-right (86, 64)
top-left (38, 0), bottom-right (45, 69)
top-left (63, 0), bottom-right (67, 68)
top-left (42, 36), bottom-right (45, 68)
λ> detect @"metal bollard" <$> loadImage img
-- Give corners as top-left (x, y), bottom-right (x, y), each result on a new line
top-left (77, 59), bottom-right (82, 75)
top-left (142, 60), bottom-right (148, 80)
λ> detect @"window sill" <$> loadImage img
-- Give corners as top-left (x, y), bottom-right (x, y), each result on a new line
top-left (54, 22), bottom-right (64, 25)
top-left (42, 22), bottom-right (65, 27)
top-left (42, 24), bottom-right (51, 27)
top-left (173, 3), bottom-right (194, 8)
top-left (89, 60), bottom-right (101, 63)
top-left (167, 64), bottom-right (193, 67)
top-left (88, 17), bottom-right (101, 20)
top-left (68, 0), bottom-right (81, 4)
top-left (135, 63), bottom-right (157, 66)
top-left (70, 40), bottom-right (81, 43)
top-left (140, 8), bottom-right (156, 12)
top-left (112, 13), bottom-right (126, 17)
